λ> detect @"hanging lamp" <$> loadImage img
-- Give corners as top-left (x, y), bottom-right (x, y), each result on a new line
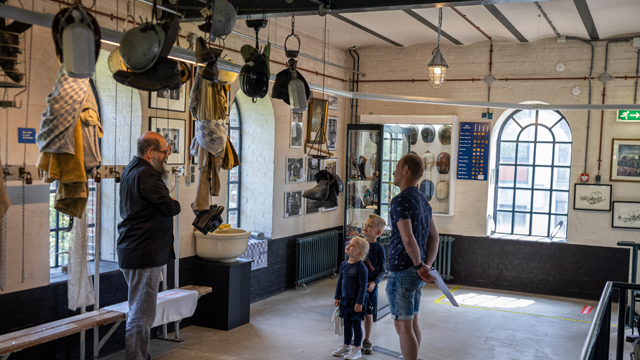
top-left (428, 7), bottom-right (448, 89)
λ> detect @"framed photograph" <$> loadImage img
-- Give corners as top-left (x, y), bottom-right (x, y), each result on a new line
top-left (323, 205), bottom-right (337, 212)
top-left (292, 111), bottom-right (303, 123)
top-left (307, 98), bottom-right (329, 144)
top-left (323, 158), bottom-right (338, 176)
top-left (612, 201), bottom-right (640, 229)
top-left (327, 116), bottom-right (338, 151)
top-left (307, 157), bottom-right (322, 182)
top-left (290, 122), bottom-right (303, 149)
top-left (284, 191), bottom-right (303, 218)
top-left (610, 138), bottom-right (640, 182)
top-left (328, 94), bottom-right (338, 110)
top-left (286, 157), bottom-right (304, 183)
top-left (149, 117), bottom-right (186, 165)
top-left (149, 83), bottom-right (187, 112)
top-left (573, 184), bottom-right (612, 211)
top-left (305, 198), bottom-right (321, 214)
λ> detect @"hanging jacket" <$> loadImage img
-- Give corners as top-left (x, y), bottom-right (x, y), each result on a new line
top-left (79, 89), bottom-right (102, 176)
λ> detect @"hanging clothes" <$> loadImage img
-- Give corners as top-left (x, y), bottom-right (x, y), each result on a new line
top-left (67, 207), bottom-right (95, 310)
top-left (189, 69), bottom-right (228, 123)
top-left (190, 137), bottom-right (240, 211)
top-left (79, 89), bottom-right (103, 176)
top-left (0, 158), bottom-right (9, 219)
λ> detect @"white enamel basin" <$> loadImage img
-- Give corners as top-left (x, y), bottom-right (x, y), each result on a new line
top-left (194, 228), bottom-right (251, 262)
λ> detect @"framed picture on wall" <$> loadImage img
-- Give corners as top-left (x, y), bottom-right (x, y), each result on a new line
top-left (327, 116), bottom-right (338, 151)
top-left (284, 191), bottom-right (303, 218)
top-left (612, 201), bottom-right (640, 229)
top-left (323, 158), bottom-right (338, 176)
top-left (306, 98), bottom-right (329, 144)
top-left (305, 198), bottom-right (321, 214)
top-left (307, 157), bottom-right (322, 182)
top-left (610, 138), bottom-right (640, 182)
top-left (149, 83), bottom-right (187, 112)
top-left (290, 122), bottom-right (303, 149)
top-left (286, 157), bottom-right (304, 183)
top-left (328, 94), bottom-right (338, 110)
top-left (573, 184), bottom-right (612, 211)
top-left (149, 117), bottom-right (186, 165)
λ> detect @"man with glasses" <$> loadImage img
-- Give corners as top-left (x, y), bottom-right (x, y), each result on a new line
top-left (117, 131), bottom-right (181, 360)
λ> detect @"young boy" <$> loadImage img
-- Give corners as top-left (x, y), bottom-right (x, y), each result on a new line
top-left (361, 214), bottom-right (387, 355)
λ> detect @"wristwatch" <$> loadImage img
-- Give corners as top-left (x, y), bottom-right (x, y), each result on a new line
top-left (413, 262), bottom-right (424, 270)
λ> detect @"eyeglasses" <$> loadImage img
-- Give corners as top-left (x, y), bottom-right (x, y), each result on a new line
top-left (153, 148), bottom-right (169, 156)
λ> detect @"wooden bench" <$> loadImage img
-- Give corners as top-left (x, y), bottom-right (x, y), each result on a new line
top-left (0, 309), bottom-right (125, 359)
top-left (179, 285), bottom-right (212, 296)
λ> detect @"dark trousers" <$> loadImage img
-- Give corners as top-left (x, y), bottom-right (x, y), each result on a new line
top-left (344, 318), bottom-right (363, 347)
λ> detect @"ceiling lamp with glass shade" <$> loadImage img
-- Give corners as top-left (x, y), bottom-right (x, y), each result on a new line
top-left (428, 7), bottom-right (448, 89)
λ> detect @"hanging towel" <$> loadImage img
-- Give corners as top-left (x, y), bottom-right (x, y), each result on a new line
top-left (67, 207), bottom-right (95, 310)
top-left (37, 67), bottom-right (90, 154)
top-left (80, 89), bottom-right (103, 176)
top-left (331, 307), bottom-right (343, 337)
top-left (0, 158), bottom-right (10, 219)
top-left (189, 69), bottom-right (228, 122)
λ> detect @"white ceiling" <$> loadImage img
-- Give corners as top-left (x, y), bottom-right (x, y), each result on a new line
top-left (284, 0), bottom-right (640, 49)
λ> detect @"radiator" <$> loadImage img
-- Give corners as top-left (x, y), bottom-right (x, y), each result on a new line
top-left (434, 236), bottom-right (454, 280)
top-left (295, 230), bottom-right (340, 288)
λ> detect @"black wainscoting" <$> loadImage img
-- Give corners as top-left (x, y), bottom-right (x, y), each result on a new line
top-left (446, 234), bottom-right (630, 300)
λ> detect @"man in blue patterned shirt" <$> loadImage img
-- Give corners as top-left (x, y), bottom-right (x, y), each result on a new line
top-left (386, 153), bottom-right (440, 360)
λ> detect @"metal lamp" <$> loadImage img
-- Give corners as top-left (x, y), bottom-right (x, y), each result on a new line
top-left (428, 8), bottom-right (448, 89)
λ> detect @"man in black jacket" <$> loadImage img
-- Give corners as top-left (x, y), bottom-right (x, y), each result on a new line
top-left (118, 131), bottom-right (181, 360)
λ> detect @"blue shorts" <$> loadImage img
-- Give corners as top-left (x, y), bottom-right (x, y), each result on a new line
top-left (386, 267), bottom-right (425, 320)
top-left (364, 285), bottom-right (378, 316)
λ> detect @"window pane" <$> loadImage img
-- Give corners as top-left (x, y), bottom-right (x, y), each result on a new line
top-left (498, 165), bottom-right (515, 187)
top-left (552, 191), bottom-right (569, 214)
top-left (538, 110), bottom-right (561, 128)
top-left (516, 166), bottom-right (533, 188)
top-left (515, 189), bottom-right (531, 211)
top-left (532, 190), bottom-right (550, 213)
top-left (497, 189), bottom-right (514, 210)
top-left (531, 214), bottom-right (549, 236)
top-left (517, 143), bottom-right (534, 165)
top-left (59, 214), bottom-right (70, 229)
top-left (552, 120), bottom-right (572, 142)
top-left (228, 210), bottom-right (238, 228)
top-left (537, 126), bottom-right (553, 142)
top-left (50, 232), bottom-right (56, 267)
top-left (519, 126), bottom-right (535, 141)
top-left (501, 120), bottom-right (521, 141)
top-left (513, 213), bottom-right (530, 235)
top-left (383, 162), bottom-right (390, 182)
top-left (58, 231), bottom-right (71, 266)
top-left (229, 102), bottom-right (239, 127)
top-left (496, 211), bottom-right (512, 233)
top-left (535, 143), bottom-right (553, 166)
top-left (550, 215), bottom-right (567, 239)
top-left (50, 194), bottom-right (56, 229)
top-left (382, 183), bottom-right (389, 204)
top-left (554, 144), bottom-right (571, 166)
top-left (229, 184), bottom-right (238, 209)
top-left (499, 142), bottom-right (516, 164)
top-left (513, 110), bottom-right (536, 127)
top-left (229, 166), bottom-right (239, 182)
top-left (553, 168), bottom-right (571, 190)
top-left (230, 129), bottom-right (239, 148)
top-left (534, 167), bottom-right (551, 189)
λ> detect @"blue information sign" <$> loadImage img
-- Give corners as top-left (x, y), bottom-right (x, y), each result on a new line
top-left (18, 128), bottom-right (36, 144)
top-left (457, 122), bottom-right (490, 181)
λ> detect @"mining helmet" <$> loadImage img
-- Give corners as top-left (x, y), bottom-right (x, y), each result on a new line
top-left (240, 44), bottom-right (270, 99)
top-left (209, 0), bottom-right (237, 42)
top-left (108, 48), bottom-right (128, 74)
top-left (421, 125), bottom-right (436, 143)
top-left (409, 125), bottom-right (419, 145)
top-left (119, 22), bottom-right (165, 73)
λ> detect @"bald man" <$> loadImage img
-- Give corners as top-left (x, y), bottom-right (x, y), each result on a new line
top-left (117, 132), bottom-right (181, 360)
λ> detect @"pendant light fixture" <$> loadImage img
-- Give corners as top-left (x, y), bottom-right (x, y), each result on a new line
top-left (428, 7), bottom-right (448, 89)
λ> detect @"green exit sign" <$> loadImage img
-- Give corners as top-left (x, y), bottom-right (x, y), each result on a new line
top-left (617, 110), bottom-right (640, 122)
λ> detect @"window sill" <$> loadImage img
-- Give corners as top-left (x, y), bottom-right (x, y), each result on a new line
top-left (50, 260), bottom-right (120, 284)
top-left (489, 233), bottom-right (567, 244)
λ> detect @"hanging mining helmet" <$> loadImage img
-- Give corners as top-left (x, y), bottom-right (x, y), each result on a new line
top-left (409, 125), bottom-right (419, 145)
top-left (108, 48), bottom-right (128, 74)
top-left (288, 69), bottom-right (308, 112)
top-left (217, 56), bottom-right (239, 85)
top-left (209, 0), bottom-right (237, 42)
top-left (420, 180), bottom-right (435, 201)
top-left (52, 4), bottom-right (101, 78)
top-left (240, 44), bottom-right (270, 99)
top-left (179, 62), bottom-right (191, 84)
top-left (436, 152), bottom-right (450, 174)
top-left (438, 125), bottom-right (452, 145)
top-left (435, 179), bottom-right (449, 203)
top-left (119, 22), bottom-right (165, 73)
top-left (272, 67), bottom-right (310, 105)
top-left (422, 150), bottom-right (435, 172)
top-left (421, 125), bottom-right (436, 143)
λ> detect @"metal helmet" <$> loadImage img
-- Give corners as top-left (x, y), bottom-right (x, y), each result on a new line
top-left (288, 70), bottom-right (308, 112)
top-left (217, 56), bottom-right (239, 85)
top-left (108, 48), bottom-right (128, 74)
top-left (421, 150), bottom-right (435, 172)
top-left (435, 179), bottom-right (450, 203)
top-left (179, 62), bottom-right (191, 84)
top-left (436, 152), bottom-right (450, 174)
top-left (240, 44), bottom-right (270, 99)
top-left (409, 125), bottom-right (419, 145)
top-left (421, 125), bottom-right (436, 143)
top-left (209, 0), bottom-right (237, 42)
top-left (52, 5), bottom-right (101, 78)
top-left (119, 22), bottom-right (165, 73)
top-left (419, 180), bottom-right (435, 201)
top-left (438, 125), bottom-right (452, 145)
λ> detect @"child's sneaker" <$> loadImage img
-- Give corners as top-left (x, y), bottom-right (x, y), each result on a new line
top-left (344, 346), bottom-right (362, 359)
top-left (362, 339), bottom-right (373, 354)
top-left (332, 344), bottom-right (350, 357)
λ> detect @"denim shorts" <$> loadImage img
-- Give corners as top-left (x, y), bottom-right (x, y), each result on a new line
top-left (386, 267), bottom-right (425, 320)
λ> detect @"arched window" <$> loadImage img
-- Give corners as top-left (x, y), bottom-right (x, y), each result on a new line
top-left (492, 109), bottom-right (572, 239)
top-left (227, 100), bottom-right (242, 227)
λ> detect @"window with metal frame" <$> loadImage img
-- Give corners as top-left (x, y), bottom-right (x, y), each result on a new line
top-left (493, 110), bottom-right (572, 238)
top-left (49, 179), bottom-right (97, 268)
top-left (381, 131), bottom-right (405, 225)
top-left (227, 100), bottom-right (242, 228)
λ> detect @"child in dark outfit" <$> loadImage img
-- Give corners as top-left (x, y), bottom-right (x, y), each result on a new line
top-left (361, 214), bottom-right (387, 354)
top-left (333, 237), bottom-right (370, 360)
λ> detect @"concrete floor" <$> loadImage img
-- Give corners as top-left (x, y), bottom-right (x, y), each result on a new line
top-left (103, 278), bottom-right (633, 360)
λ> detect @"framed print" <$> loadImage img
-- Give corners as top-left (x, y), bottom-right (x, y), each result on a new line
top-left (149, 117), bottom-right (186, 165)
top-left (286, 157), bottom-right (304, 183)
top-left (149, 83), bottom-right (187, 112)
top-left (322, 205), bottom-right (337, 212)
top-left (292, 111), bottom-right (303, 123)
top-left (327, 116), bottom-right (338, 151)
top-left (307, 98), bottom-right (329, 144)
top-left (284, 191), bottom-right (303, 218)
top-left (573, 184), bottom-right (612, 211)
top-left (290, 122), bottom-right (303, 149)
top-left (323, 158), bottom-right (338, 176)
top-left (612, 201), bottom-right (640, 229)
top-left (610, 138), bottom-right (640, 182)
top-left (307, 157), bottom-right (322, 182)
top-left (305, 198), bottom-right (321, 214)
top-left (328, 94), bottom-right (338, 110)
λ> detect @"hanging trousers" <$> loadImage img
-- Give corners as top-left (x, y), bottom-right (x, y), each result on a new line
top-left (121, 266), bottom-right (163, 360)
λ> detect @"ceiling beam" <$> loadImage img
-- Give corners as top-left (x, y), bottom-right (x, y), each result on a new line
top-left (331, 14), bottom-right (404, 47)
top-left (573, 0), bottom-right (599, 40)
top-left (534, 2), bottom-right (561, 39)
top-left (402, 10), bottom-right (463, 45)
top-left (484, 4), bottom-right (528, 43)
